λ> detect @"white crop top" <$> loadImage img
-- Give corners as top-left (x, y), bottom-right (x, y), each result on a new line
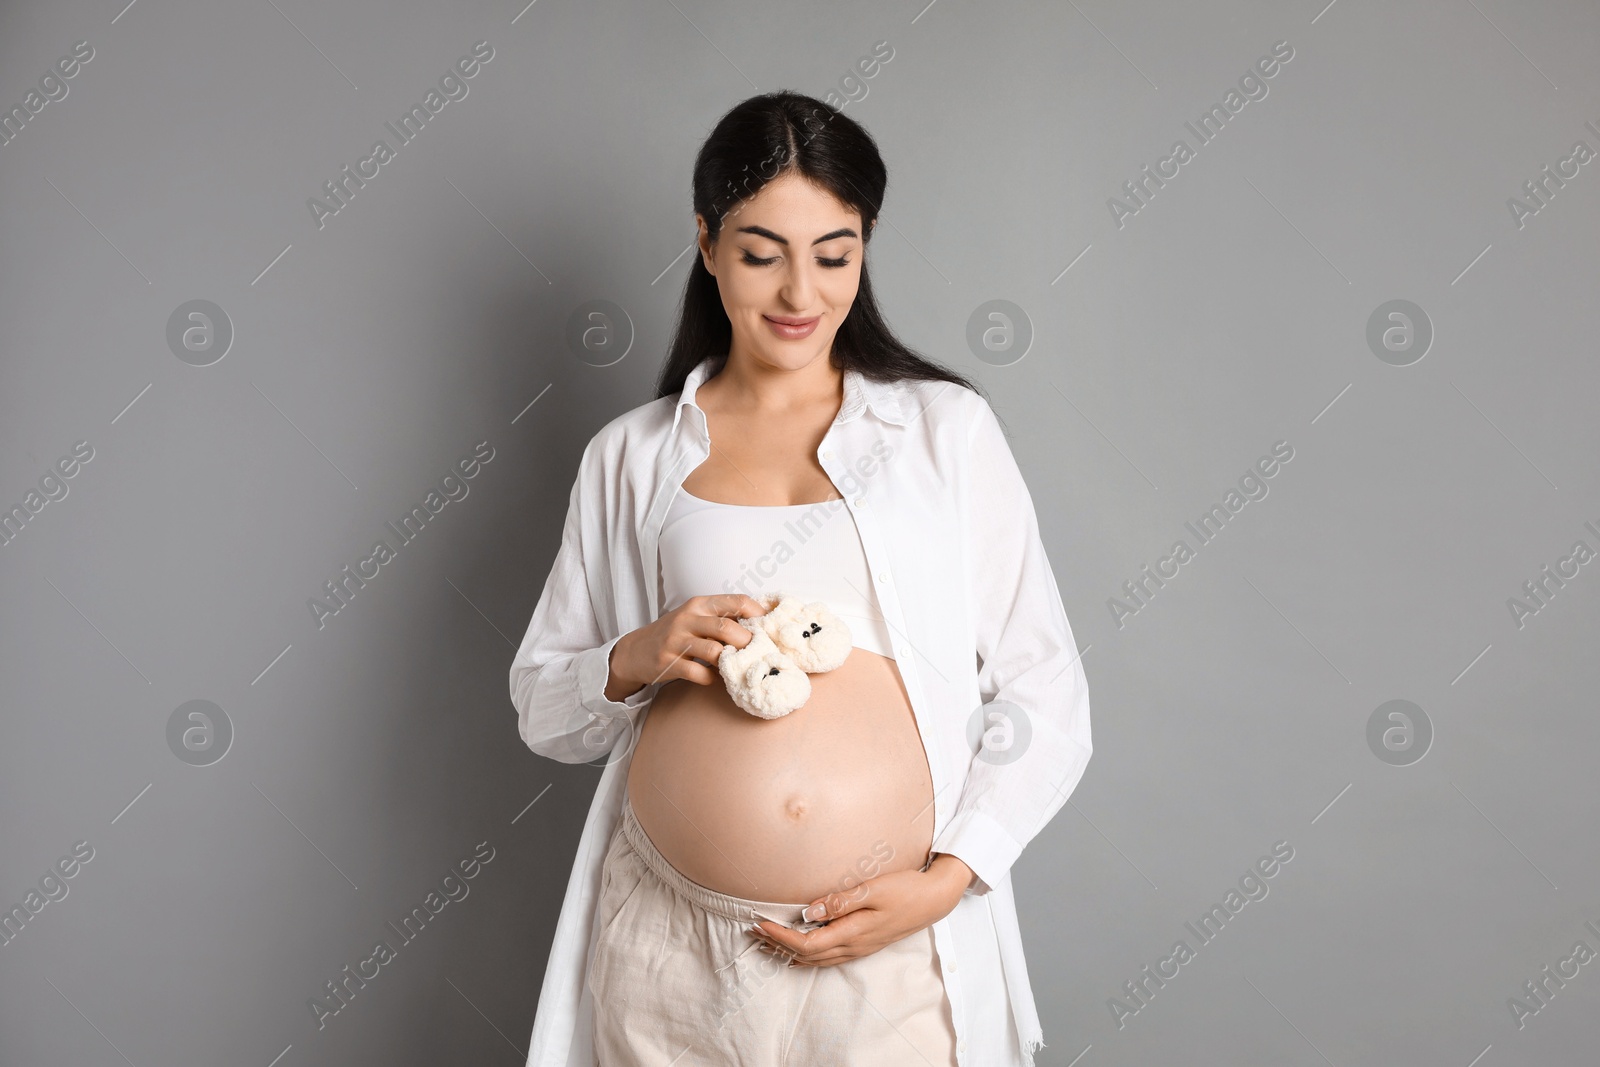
top-left (657, 486), bottom-right (896, 661)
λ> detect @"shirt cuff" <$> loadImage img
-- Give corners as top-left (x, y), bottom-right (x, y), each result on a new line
top-left (578, 634), bottom-right (655, 719)
top-left (931, 807), bottom-right (1022, 897)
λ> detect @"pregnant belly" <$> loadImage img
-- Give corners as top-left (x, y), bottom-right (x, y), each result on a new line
top-left (626, 648), bottom-right (936, 905)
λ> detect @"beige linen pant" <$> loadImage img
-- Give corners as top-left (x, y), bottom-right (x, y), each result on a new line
top-left (588, 797), bottom-right (959, 1066)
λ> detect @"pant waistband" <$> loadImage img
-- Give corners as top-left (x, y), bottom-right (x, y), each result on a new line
top-left (621, 796), bottom-right (827, 933)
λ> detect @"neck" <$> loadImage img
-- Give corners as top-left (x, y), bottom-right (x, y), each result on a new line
top-left (708, 350), bottom-right (843, 417)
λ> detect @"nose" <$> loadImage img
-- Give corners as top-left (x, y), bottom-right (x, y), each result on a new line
top-left (777, 259), bottom-right (818, 311)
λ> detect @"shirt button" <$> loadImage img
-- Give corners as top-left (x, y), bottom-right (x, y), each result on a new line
top-left (946, 959), bottom-right (957, 973)
top-left (897, 644), bottom-right (910, 659)
top-left (823, 450), bottom-right (835, 460)
top-left (957, 1039), bottom-right (967, 1054)
top-left (854, 497), bottom-right (866, 507)
top-left (877, 571), bottom-right (889, 583)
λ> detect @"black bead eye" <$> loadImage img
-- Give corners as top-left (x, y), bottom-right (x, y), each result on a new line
top-left (768, 667), bottom-right (780, 676)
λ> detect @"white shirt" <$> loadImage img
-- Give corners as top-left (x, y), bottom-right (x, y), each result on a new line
top-left (510, 354), bottom-right (1093, 1067)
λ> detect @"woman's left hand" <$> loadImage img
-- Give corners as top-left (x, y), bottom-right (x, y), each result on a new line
top-left (748, 854), bottom-right (974, 967)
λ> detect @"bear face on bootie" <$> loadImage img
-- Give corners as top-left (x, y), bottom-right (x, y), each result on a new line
top-left (752, 591), bottom-right (853, 673)
top-left (717, 592), bottom-right (854, 719)
top-left (718, 626), bottom-right (811, 720)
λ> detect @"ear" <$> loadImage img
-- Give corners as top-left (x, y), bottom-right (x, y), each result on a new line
top-left (695, 214), bottom-right (717, 276)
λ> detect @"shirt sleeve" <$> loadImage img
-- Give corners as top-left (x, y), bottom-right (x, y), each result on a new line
top-left (509, 441), bottom-right (658, 765)
top-left (931, 395), bottom-right (1093, 895)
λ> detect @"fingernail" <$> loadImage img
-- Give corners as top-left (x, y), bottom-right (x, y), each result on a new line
top-left (803, 904), bottom-right (824, 921)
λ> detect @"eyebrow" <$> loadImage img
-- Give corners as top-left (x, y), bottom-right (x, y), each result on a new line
top-left (734, 225), bottom-right (858, 246)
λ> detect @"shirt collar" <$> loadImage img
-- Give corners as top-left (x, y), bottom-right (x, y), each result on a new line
top-left (671, 354), bottom-right (909, 433)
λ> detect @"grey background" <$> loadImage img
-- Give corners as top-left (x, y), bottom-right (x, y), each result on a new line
top-left (2, 0), bottom-right (1597, 1064)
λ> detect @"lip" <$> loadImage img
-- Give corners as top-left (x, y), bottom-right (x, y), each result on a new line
top-left (764, 314), bottom-right (820, 339)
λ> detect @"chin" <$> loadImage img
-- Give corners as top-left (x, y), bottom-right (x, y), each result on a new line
top-left (763, 347), bottom-right (826, 371)
top-left (750, 330), bottom-right (839, 369)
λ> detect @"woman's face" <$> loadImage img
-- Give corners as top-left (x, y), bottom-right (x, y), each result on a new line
top-left (697, 171), bottom-right (872, 374)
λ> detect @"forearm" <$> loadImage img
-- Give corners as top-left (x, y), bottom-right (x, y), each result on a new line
top-left (927, 852), bottom-right (976, 906)
top-left (603, 635), bottom-right (646, 703)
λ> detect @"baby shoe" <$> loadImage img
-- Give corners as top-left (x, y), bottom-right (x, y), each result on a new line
top-left (752, 591), bottom-right (853, 673)
top-left (718, 624), bottom-right (811, 719)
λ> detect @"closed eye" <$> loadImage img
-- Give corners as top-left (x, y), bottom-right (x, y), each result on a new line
top-left (741, 251), bottom-right (850, 268)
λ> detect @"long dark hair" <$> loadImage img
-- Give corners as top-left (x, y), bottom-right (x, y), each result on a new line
top-left (653, 90), bottom-right (983, 404)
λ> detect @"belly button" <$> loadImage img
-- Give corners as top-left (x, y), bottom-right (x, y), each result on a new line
top-left (783, 797), bottom-right (809, 821)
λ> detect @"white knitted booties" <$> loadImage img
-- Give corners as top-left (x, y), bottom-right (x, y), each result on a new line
top-left (717, 592), bottom-right (854, 719)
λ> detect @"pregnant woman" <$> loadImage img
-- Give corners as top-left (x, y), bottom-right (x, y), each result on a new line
top-left (511, 91), bottom-right (1093, 1067)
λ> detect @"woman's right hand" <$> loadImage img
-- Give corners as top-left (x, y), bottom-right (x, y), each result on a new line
top-left (605, 594), bottom-right (768, 700)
